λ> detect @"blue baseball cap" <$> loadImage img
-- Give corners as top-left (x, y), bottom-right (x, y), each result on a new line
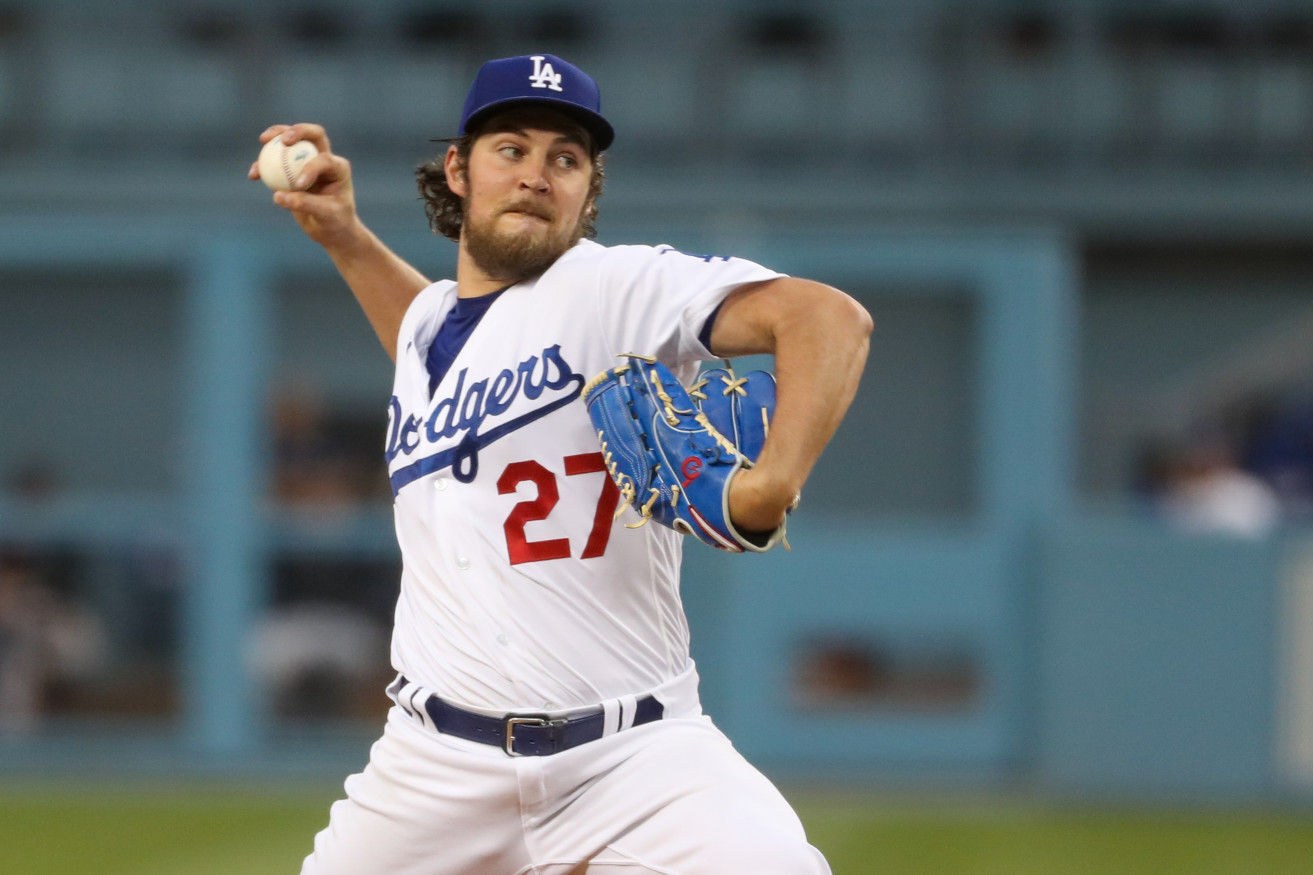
top-left (458, 54), bottom-right (615, 151)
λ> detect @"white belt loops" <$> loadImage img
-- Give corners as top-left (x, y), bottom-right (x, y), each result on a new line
top-left (602, 693), bottom-right (640, 736)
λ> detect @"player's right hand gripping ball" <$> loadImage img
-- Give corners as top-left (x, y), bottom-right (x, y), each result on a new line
top-left (583, 355), bottom-right (789, 553)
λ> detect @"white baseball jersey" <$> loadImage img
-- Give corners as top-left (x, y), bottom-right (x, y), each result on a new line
top-left (384, 238), bottom-right (782, 714)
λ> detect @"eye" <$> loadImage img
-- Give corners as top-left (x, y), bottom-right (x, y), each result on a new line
top-left (555, 153), bottom-right (580, 170)
top-left (498, 144), bottom-right (524, 160)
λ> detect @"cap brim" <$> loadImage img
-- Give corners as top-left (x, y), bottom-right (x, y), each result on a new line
top-left (463, 97), bottom-right (614, 151)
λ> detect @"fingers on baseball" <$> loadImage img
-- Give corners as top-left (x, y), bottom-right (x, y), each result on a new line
top-left (294, 154), bottom-right (349, 196)
top-left (273, 122), bottom-right (333, 153)
top-left (295, 152), bottom-right (340, 190)
top-left (272, 189), bottom-right (320, 213)
top-left (271, 178), bottom-right (346, 218)
top-left (257, 123), bottom-right (333, 159)
top-left (259, 124), bottom-right (293, 144)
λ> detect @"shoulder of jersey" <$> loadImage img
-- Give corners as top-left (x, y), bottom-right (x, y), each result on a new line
top-left (560, 239), bottom-right (667, 270)
top-left (408, 279), bottom-right (457, 314)
top-left (399, 279), bottom-right (457, 334)
top-left (421, 278), bottom-right (459, 296)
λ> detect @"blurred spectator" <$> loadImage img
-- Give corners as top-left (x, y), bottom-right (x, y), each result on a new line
top-left (248, 601), bottom-right (390, 720)
top-left (271, 389), bottom-right (364, 509)
top-left (270, 386), bottom-right (392, 508)
top-left (0, 553), bottom-right (105, 735)
top-left (1155, 433), bottom-right (1281, 539)
top-left (2, 462), bottom-right (105, 732)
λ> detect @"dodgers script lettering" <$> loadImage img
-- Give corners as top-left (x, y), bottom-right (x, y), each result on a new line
top-left (386, 344), bottom-right (585, 492)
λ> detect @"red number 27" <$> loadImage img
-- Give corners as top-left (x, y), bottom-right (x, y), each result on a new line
top-left (497, 453), bottom-right (620, 566)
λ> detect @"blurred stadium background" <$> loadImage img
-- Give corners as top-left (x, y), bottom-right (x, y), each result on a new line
top-left (4, 0), bottom-right (1313, 870)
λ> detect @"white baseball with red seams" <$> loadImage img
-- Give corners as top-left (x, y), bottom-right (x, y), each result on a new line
top-left (257, 137), bottom-right (319, 190)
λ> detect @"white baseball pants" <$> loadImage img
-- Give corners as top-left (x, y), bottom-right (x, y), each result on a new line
top-left (299, 705), bottom-right (831, 874)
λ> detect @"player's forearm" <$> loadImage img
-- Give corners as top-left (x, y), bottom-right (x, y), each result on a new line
top-left (723, 280), bottom-right (872, 530)
top-left (758, 318), bottom-right (868, 501)
top-left (323, 222), bottom-right (431, 362)
top-left (765, 304), bottom-right (870, 487)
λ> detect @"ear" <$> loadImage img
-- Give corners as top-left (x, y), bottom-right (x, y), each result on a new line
top-left (444, 145), bottom-right (467, 198)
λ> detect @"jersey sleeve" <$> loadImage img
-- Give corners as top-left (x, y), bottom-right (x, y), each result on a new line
top-left (591, 244), bottom-right (784, 370)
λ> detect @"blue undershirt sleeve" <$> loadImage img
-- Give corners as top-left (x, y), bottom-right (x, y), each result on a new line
top-left (697, 298), bottom-right (728, 357)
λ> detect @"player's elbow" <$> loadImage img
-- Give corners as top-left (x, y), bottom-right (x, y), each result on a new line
top-left (810, 281), bottom-right (872, 347)
top-left (843, 291), bottom-right (874, 340)
top-left (763, 279), bottom-right (873, 363)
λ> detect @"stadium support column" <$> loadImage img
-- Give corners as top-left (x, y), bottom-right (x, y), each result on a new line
top-left (182, 236), bottom-right (270, 757)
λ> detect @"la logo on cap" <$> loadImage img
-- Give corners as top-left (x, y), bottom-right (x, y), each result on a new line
top-left (457, 53), bottom-right (615, 150)
top-left (528, 55), bottom-right (564, 92)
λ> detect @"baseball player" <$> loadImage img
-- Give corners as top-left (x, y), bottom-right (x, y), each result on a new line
top-left (251, 53), bottom-right (871, 874)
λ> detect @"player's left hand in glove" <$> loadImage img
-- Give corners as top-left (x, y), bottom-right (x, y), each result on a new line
top-left (583, 354), bottom-right (791, 553)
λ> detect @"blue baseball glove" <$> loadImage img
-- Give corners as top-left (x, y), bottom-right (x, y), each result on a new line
top-left (583, 354), bottom-right (790, 553)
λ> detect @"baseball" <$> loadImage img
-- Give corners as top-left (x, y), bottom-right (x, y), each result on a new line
top-left (258, 137), bottom-right (319, 191)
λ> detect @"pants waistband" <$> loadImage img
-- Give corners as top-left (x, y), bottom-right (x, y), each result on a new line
top-left (388, 675), bottom-right (665, 756)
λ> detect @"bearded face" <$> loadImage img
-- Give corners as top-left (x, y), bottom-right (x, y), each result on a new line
top-left (453, 119), bottom-right (596, 285)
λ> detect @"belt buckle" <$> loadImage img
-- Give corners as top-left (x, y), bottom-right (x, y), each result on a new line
top-left (504, 716), bottom-right (564, 756)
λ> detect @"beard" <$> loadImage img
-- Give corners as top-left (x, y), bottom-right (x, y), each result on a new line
top-left (462, 200), bottom-right (584, 284)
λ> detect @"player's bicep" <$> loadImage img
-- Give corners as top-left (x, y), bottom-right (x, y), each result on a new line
top-left (708, 277), bottom-right (863, 359)
top-left (705, 279), bottom-right (791, 358)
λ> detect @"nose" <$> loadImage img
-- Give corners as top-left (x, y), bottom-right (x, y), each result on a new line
top-left (518, 155), bottom-right (551, 193)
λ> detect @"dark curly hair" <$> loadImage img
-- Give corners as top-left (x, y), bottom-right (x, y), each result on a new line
top-left (416, 109), bottom-right (607, 242)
